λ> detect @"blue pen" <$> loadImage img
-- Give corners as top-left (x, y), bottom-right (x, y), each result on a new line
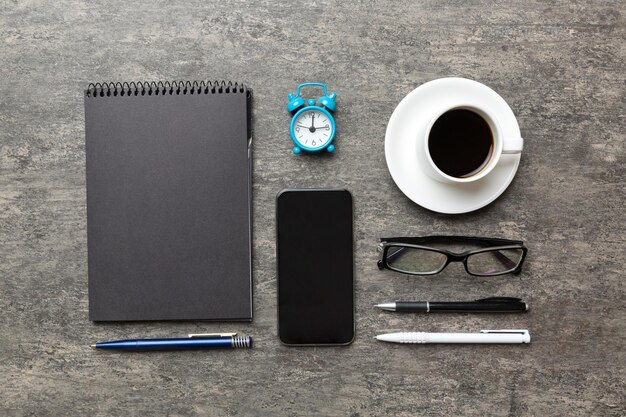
top-left (91, 333), bottom-right (253, 351)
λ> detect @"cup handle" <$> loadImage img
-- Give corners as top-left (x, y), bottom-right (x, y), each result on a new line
top-left (502, 136), bottom-right (524, 154)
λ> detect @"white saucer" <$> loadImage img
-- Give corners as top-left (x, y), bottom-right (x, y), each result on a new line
top-left (385, 77), bottom-right (522, 214)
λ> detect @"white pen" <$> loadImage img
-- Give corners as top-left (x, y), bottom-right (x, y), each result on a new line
top-left (375, 329), bottom-right (530, 344)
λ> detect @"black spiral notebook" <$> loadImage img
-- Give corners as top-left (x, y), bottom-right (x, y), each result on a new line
top-left (85, 81), bottom-right (252, 321)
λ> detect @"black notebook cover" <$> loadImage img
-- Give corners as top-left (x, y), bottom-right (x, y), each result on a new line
top-left (85, 81), bottom-right (252, 321)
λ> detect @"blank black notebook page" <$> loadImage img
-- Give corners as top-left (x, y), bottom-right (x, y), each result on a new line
top-left (85, 88), bottom-right (252, 321)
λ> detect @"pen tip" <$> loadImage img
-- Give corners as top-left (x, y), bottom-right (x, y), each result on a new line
top-left (90, 344), bottom-right (97, 349)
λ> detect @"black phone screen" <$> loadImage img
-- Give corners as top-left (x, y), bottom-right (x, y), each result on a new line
top-left (276, 189), bottom-right (354, 345)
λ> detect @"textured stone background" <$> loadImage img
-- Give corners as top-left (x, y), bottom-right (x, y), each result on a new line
top-left (1, 1), bottom-right (624, 416)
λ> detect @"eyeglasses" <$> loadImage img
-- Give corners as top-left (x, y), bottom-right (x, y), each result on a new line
top-left (377, 236), bottom-right (527, 277)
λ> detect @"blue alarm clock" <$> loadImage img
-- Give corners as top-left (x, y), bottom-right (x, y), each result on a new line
top-left (287, 82), bottom-right (337, 154)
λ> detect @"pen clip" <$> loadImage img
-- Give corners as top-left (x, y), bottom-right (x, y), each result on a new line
top-left (475, 297), bottom-right (522, 303)
top-left (187, 333), bottom-right (237, 338)
top-left (480, 329), bottom-right (529, 335)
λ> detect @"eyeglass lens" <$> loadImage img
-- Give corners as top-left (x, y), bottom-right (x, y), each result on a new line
top-left (465, 248), bottom-right (524, 275)
top-left (386, 246), bottom-right (447, 274)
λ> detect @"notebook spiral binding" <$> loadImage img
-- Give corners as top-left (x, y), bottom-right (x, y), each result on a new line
top-left (85, 80), bottom-right (246, 98)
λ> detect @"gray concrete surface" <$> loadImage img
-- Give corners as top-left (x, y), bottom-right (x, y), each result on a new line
top-left (1, 1), bottom-right (624, 416)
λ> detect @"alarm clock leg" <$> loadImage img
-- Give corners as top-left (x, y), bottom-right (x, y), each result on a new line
top-left (327, 144), bottom-right (335, 153)
top-left (293, 146), bottom-right (302, 155)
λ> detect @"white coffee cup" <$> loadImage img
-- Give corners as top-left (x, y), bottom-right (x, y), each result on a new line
top-left (417, 105), bottom-right (523, 184)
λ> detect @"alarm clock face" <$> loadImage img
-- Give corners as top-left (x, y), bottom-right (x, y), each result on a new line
top-left (291, 107), bottom-right (335, 151)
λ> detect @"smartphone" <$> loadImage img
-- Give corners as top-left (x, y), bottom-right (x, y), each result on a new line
top-left (276, 189), bottom-right (354, 345)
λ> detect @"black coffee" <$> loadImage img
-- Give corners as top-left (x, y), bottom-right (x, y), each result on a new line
top-left (428, 109), bottom-right (493, 178)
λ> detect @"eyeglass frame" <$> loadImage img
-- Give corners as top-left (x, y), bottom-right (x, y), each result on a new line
top-left (377, 236), bottom-right (528, 277)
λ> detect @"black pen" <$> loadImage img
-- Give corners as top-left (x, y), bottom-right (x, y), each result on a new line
top-left (375, 297), bottom-right (528, 313)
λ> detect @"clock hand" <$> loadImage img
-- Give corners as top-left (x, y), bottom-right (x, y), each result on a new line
top-left (310, 114), bottom-right (316, 132)
top-left (296, 124), bottom-right (309, 129)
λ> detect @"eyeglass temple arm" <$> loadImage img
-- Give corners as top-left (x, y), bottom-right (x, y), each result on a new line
top-left (381, 236), bottom-right (523, 246)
